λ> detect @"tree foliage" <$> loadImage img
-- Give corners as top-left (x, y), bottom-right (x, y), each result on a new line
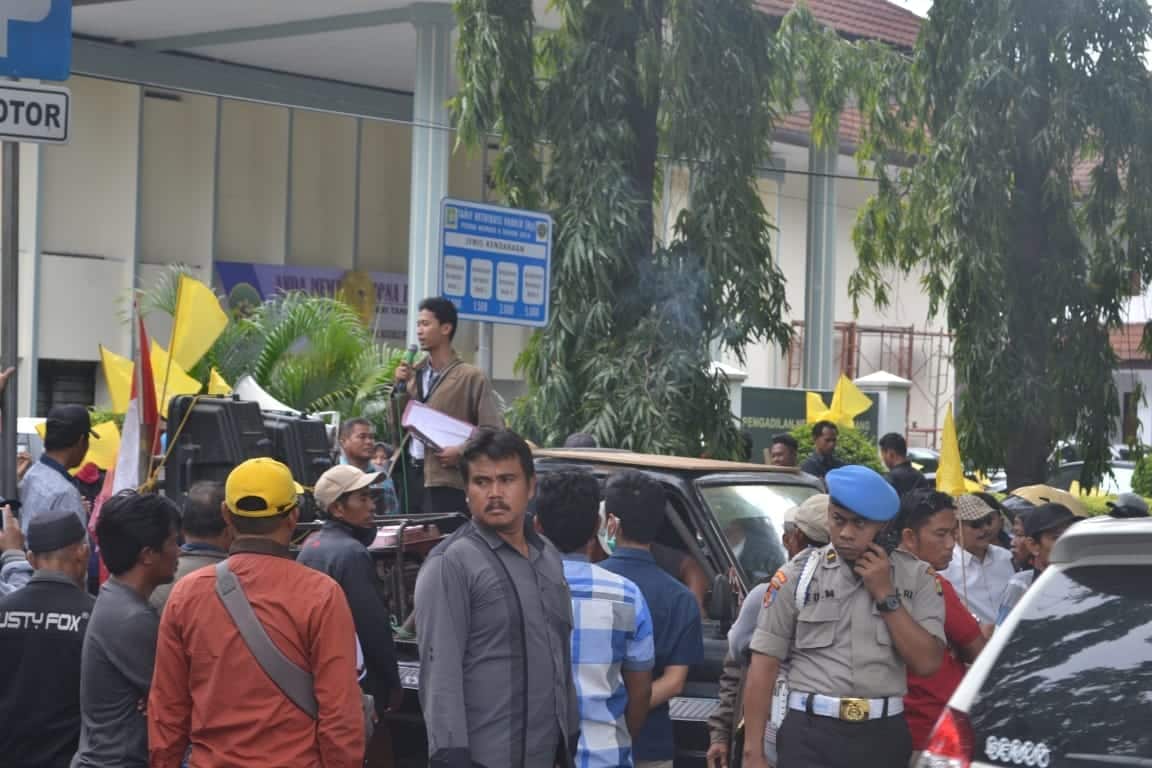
top-left (850, 0), bottom-right (1152, 489)
top-left (453, 0), bottom-right (836, 456)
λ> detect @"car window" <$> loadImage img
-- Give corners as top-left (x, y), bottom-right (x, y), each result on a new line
top-left (966, 565), bottom-right (1152, 766)
top-left (696, 483), bottom-right (814, 584)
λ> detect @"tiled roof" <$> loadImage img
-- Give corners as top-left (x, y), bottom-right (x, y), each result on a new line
top-left (1112, 323), bottom-right (1148, 362)
top-left (758, 0), bottom-right (923, 49)
top-left (776, 108), bottom-right (864, 148)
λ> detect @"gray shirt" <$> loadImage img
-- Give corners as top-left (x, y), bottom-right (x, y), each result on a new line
top-left (729, 581), bottom-right (770, 660)
top-left (73, 579), bottom-right (160, 768)
top-left (148, 545), bottom-right (228, 613)
top-left (19, 458), bottom-right (86, 535)
top-left (415, 519), bottom-right (578, 768)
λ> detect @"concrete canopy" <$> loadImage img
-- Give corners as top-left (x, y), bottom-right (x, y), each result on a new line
top-left (74, 0), bottom-right (561, 96)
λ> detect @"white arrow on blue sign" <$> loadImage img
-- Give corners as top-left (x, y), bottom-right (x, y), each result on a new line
top-left (0, 0), bottom-right (72, 82)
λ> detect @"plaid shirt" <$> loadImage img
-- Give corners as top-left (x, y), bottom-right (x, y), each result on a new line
top-left (562, 555), bottom-right (656, 768)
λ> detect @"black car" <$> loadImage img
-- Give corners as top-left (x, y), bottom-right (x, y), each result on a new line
top-left (530, 448), bottom-right (823, 766)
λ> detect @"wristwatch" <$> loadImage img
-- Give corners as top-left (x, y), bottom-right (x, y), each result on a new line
top-left (876, 594), bottom-right (901, 613)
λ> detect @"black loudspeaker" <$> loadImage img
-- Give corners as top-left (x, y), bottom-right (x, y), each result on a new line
top-left (262, 412), bottom-right (334, 523)
top-left (163, 396), bottom-right (272, 506)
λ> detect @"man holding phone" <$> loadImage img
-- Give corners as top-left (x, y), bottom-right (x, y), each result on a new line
top-left (740, 465), bottom-right (946, 768)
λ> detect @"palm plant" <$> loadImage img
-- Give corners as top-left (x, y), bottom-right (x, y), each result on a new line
top-left (135, 265), bottom-right (404, 422)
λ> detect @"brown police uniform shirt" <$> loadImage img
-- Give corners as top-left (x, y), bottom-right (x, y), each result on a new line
top-left (750, 544), bottom-right (945, 699)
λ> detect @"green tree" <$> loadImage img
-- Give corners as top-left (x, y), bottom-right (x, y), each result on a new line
top-left (454, 0), bottom-right (818, 456)
top-left (851, 0), bottom-right (1152, 489)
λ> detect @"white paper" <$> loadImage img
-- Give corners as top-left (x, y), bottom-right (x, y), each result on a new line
top-left (402, 401), bottom-right (476, 453)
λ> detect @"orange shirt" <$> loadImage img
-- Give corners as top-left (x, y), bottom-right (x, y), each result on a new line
top-left (148, 539), bottom-right (365, 768)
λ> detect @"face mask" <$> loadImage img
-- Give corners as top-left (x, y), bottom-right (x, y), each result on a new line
top-left (598, 503), bottom-right (617, 554)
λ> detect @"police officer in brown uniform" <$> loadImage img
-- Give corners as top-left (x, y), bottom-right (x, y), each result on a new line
top-left (741, 465), bottom-right (946, 768)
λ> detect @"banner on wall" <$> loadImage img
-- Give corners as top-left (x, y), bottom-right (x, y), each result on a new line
top-left (741, 386), bottom-right (880, 464)
top-left (214, 261), bottom-right (408, 343)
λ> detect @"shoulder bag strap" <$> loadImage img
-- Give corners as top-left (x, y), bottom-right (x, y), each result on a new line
top-left (421, 360), bottom-right (464, 404)
top-left (214, 560), bottom-right (319, 719)
top-left (794, 549), bottom-right (822, 611)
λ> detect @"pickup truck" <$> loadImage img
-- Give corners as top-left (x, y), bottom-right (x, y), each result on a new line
top-left (377, 448), bottom-right (822, 766)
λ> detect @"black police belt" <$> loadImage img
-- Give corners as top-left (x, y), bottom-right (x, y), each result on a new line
top-left (788, 692), bottom-right (904, 722)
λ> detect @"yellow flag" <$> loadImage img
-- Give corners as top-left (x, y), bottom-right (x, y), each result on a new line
top-left (829, 375), bottom-right (872, 428)
top-left (150, 341), bottom-right (202, 417)
top-left (807, 375), bottom-right (873, 429)
top-left (100, 345), bottom-right (134, 414)
top-left (936, 403), bottom-right (967, 496)
top-left (170, 275), bottom-right (229, 371)
top-left (36, 418), bottom-right (122, 472)
top-left (208, 368), bottom-right (232, 396)
top-left (806, 392), bottom-right (829, 423)
top-left (78, 420), bottom-right (121, 472)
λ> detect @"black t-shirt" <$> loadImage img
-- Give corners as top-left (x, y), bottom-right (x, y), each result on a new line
top-left (887, 461), bottom-right (931, 498)
top-left (801, 452), bottom-right (845, 478)
top-left (0, 572), bottom-right (95, 768)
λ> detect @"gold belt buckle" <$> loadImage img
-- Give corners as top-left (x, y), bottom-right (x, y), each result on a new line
top-left (839, 698), bottom-right (870, 722)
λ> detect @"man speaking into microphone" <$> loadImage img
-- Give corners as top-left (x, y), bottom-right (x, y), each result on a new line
top-left (393, 297), bottom-right (504, 515)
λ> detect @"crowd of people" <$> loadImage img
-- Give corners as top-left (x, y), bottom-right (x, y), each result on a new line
top-left (1, 314), bottom-right (1149, 768)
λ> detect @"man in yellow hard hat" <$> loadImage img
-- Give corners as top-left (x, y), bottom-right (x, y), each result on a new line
top-left (149, 458), bottom-right (365, 768)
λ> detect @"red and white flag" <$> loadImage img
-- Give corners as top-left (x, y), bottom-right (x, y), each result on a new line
top-left (112, 312), bottom-right (159, 493)
top-left (89, 309), bottom-right (159, 588)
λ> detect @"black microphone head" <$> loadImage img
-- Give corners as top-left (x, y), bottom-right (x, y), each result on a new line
top-left (407, 343), bottom-right (419, 353)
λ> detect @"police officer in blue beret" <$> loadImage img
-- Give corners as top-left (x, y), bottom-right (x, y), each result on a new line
top-left (741, 465), bottom-right (946, 768)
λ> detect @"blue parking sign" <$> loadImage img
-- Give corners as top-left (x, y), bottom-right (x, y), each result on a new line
top-left (0, 0), bottom-right (72, 81)
top-left (440, 198), bottom-right (552, 327)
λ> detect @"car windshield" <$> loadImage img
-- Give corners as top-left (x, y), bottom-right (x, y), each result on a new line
top-left (696, 483), bottom-right (817, 584)
top-left (966, 565), bottom-right (1152, 766)
top-left (1050, 464), bottom-right (1134, 495)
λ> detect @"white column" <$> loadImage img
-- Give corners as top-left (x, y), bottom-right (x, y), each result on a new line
top-left (16, 142), bottom-right (41, 418)
top-left (855, 371), bottom-right (913, 438)
top-left (406, 3), bottom-right (454, 344)
top-left (802, 119), bottom-right (839, 390)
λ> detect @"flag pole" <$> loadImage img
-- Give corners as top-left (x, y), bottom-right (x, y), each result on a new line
top-left (133, 300), bottom-right (151, 489)
top-left (153, 278), bottom-right (181, 458)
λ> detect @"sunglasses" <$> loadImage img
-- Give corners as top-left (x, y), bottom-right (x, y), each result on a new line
top-left (962, 515), bottom-right (993, 529)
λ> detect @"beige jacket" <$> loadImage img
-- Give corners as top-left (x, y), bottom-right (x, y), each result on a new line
top-left (394, 352), bottom-right (504, 490)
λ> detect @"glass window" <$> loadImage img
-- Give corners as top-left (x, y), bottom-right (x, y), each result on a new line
top-left (967, 565), bottom-right (1152, 765)
top-left (696, 483), bottom-right (816, 584)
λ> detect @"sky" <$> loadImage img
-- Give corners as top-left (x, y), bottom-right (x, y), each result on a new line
top-left (892, 0), bottom-right (932, 17)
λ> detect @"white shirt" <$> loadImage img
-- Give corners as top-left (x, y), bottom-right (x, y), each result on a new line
top-left (940, 544), bottom-right (1015, 624)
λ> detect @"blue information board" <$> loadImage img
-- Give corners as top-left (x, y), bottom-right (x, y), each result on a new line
top-left (0, 0), bottom-right (72, 81)
top-left (440, 198), bottom-right (552, 327)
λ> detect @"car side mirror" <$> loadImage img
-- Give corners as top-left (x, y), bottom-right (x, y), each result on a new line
top-left (709, 572), bottom-right (736, 626)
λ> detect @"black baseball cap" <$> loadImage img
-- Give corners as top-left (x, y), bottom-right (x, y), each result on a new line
top-left (27, 512), bottom-right (88, 554)
top-left (44, 405), bottom-right (99, 445)
top-left (1106, 493), bottom-right (1149, 519)
top-left (1023, 503), bottom-right (1083, 539)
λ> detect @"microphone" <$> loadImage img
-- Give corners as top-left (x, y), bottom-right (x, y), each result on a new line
top-left (394, 344), bottom-right (419, 395)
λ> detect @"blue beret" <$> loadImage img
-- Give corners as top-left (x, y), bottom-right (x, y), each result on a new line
top-left (826, 465), bottom-right (900, 522)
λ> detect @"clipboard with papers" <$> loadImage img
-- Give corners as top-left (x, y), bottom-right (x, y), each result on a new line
top-left (401, 400), bottom-right (477, 453)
